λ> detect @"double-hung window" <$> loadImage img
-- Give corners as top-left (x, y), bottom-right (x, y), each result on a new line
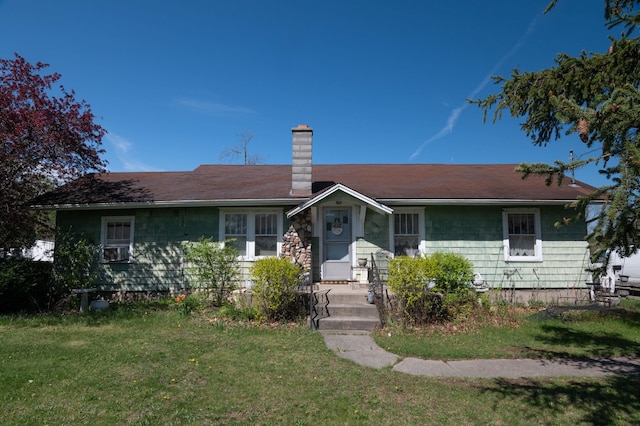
top-left (392, 210), bottom-right (424, 257)
top-left (503, 209), bottom-right (542, 261)
top-left (224, 213), bottom-right (248, 256)
top-left (222, 210), bottom-right (281, 259)
top-left (101, 216), bottom-right (135, 262)
top-left (254, 213), bottom-right (278, 256)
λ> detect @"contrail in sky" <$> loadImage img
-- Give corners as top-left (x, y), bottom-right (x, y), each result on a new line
top-left (410, 14), bottom-right (541, 160)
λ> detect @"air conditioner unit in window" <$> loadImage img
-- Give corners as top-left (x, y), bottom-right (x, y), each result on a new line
top-left (103, 247), bottom-right (129, 262)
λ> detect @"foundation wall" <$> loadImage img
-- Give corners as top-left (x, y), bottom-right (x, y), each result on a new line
top-left (484, 288), bottom-right (592, 305)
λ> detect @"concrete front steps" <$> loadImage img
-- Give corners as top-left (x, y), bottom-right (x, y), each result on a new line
top-left (313, 285), bottom-right (381, 331)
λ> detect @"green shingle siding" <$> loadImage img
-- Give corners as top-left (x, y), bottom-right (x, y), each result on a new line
top-left (57, 207), bottom-right (221, 291)
top-left (56, 206), bottom-right (296, 291)
top-left (356, 210), bottom-right (389, 260)
top-left (56, 202), bottom-right (589, 292)
top-left (423, 205), bottom-right (590, 289)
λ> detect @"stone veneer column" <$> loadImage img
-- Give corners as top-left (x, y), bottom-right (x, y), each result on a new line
top-left (281, 210), bottom-right (312, 271)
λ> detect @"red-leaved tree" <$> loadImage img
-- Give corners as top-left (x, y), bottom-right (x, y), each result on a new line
top-left (0, 53), bottom-right (107, 252)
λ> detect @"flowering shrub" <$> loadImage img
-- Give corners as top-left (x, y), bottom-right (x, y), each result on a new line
top-left (173, 293), bottom-right (201, 316)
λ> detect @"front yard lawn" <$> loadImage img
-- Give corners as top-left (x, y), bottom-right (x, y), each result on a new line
top-left (374, 299), bottom-right (640, 360)
top-left (0, 300), bottom-right (639, 425)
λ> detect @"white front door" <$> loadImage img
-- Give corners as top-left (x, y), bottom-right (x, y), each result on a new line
top-left (322, 208), bottom-right (351, 280)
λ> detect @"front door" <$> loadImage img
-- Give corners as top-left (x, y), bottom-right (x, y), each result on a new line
top-left (322, 208), bottom-right (351, 280)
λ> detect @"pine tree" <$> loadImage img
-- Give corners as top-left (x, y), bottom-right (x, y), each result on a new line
top-left (473, 0), bottom-right (640, 259)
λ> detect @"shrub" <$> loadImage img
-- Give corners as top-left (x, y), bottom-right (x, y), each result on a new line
top-left (0, 258), bottom-right (55, 313)
top-left (250, 257), bottom-right (303, 322)
top-left (387, 252), bottom-right (476, 325)
top-left (0, 230), bottom-right (101, 313)
top-left (184, 238), bottom-right (240, 307)
top-left (387, 256), bottom-right (440, 323)
top-left (52, 230), bottom-right (99, 292)
top-left (427, 252), bottom-right (474, 294)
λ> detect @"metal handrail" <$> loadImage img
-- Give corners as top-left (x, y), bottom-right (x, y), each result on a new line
top-left (310, 289), bottom-right (330, 330)
top-left (370, 252), bottom-right (389, 326)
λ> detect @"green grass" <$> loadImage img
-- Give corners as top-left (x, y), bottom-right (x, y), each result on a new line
top-left (374, 299), bottom-right (640, 360)
top-left (0, 301), bottom-right (639, 425)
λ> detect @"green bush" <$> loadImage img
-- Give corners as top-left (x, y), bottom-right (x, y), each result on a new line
top-left (0, 259), bottom-right (55, 313)
top-left (387, 252), bottom-right (476, 325)
top-left (427, 252), bottom-right (474, 294)
top-left (52, 230), bottom-right (99, 291)
top-left (0, 230), bottom-right (101, 313)
top-left (250, 257), bottom-right (303, 322)
top-left (184, 238), bottom-right (240, 307)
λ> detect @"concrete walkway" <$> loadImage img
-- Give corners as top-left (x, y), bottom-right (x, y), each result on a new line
top-left (321, 330), bottom-right (640, 377)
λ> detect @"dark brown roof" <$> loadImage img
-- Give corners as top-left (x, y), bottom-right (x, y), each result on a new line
top-left (33, 164), bottom-right (596, 207)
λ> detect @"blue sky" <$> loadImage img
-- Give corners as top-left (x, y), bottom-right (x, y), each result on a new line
top-left (0, 0), bottom-right (618, 187)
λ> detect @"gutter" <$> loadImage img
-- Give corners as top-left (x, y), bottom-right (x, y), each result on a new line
top-left (31, 198), bottom-right (306, 211)
top-left (33, 197), bottom-right (603, 211)
top-left (378, 198), bottom-right (601, 206)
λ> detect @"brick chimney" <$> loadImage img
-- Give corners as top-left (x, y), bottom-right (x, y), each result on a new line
top-left (291, 124), bottom-right (313, 197)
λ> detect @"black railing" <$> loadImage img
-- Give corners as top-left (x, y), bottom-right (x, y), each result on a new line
top-left (370, 251), bottom-right (390, 326)
top-left (310, 289), bottom-right (330, 330)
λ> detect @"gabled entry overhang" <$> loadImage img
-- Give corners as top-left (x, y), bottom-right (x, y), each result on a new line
top-left (286, 183), bottom-right (393, 218)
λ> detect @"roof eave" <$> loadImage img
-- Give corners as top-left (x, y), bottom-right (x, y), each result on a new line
top-left (287, 183), bottom-right (393, 218)
top-left (380, 198), bottom-right (598, 206)
top-left (33, 198), bottom-right (306, 211)
top-left (35, 197), bottom-right (603, 211)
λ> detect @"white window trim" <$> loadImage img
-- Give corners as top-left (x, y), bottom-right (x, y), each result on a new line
top-left (101, 216), bottom-right (135, 263)
top-left (220, 209), bottom-right (283, 260)
top-left (502, 208), bottom-right (543, 262)
top-left (389, 208), bottom-right (426, 257)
